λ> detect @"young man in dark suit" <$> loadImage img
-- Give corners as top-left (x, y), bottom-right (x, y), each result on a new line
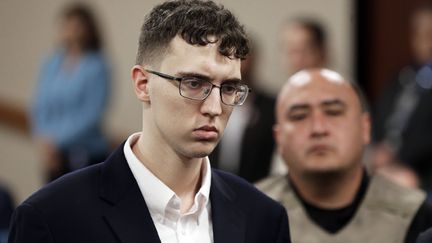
top-left (8, 1), bottom-right (290, 243)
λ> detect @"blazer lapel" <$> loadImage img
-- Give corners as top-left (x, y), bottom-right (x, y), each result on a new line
top-left (210, 171), bottom-right (246, 243)
top-left (99, 143), bottom-right (161, 243)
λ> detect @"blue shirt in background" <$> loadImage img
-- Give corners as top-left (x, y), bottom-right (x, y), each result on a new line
top-left (31, 49), bottom-right (111, 170)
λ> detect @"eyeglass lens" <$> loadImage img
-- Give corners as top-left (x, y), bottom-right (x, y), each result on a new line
top-left (179, 79), bottom-right (247, 105)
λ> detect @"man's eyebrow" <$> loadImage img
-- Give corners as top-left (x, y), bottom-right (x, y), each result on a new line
top-left (288, 104), bottom-right (310, 112)
top-left (223, 78), bottom-right (242, 84)
top-left (177, 72), bottom-right (242, 83)
top-left (177, 72), bottom-right (211, 81)
top-left (321, 99), bottom-right (347, 108)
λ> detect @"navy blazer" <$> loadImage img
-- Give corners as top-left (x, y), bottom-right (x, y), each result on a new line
top-left (9, 144), bottom-right (291, 243)
top-left (417, 228), bottom-right (432, 243)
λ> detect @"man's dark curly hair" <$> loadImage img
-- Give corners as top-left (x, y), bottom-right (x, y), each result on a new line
top-left (135, 0), bottom-right (249, 65)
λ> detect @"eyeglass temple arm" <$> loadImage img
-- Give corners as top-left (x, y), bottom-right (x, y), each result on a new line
top-left (145, 69), bottom-right (182, 82)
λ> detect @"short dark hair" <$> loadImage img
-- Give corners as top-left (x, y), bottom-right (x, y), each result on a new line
top-left (62, 3), bottom-right (102, 51)
top-left (348, 80), bottom-right (369, 113)
top-left (411, 2), bottom-right (432, 29)
top-left (135, 0), bottom-right (249, 65)
top-left (412, 2), bottom-right (432, 17)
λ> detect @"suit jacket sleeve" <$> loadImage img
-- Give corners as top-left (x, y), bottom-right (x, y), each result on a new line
top-left (8, 203), bottom-right (55, 243)
top-left (417, 227), bottom-right (432, 243)
top-left (277, 207), bottom-right (291, 243)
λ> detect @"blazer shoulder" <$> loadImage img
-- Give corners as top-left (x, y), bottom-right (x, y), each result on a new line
top-left (417, 227), bottom-right (432, 243)
top-left (212, 169), bottom-right (284, 210)
top-left (212, 169), bottom-right (291, 243)
top-left (23, 163), bottom-right (102, 210)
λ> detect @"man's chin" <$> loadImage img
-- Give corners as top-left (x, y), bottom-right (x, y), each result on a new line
top-left (302, 164), bottom-right (347, 179)
top-left (187, 143), bottom-right (217, 158)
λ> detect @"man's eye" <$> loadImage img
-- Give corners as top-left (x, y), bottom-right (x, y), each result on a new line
top-left (222, 85), bottom-right (237, 94)
top-left (183, 79), bottom-right (203, 89)
top-left (288, 113), bottom-right (307, 121)
top-left (326, 109), bottom-right (343, 116)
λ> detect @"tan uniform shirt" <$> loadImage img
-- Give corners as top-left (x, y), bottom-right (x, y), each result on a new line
top-left (256, 174), bottom-right (425, 243)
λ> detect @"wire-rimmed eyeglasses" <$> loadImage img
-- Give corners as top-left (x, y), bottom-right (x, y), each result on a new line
top-left (146, 69), bottom-right (251, 106)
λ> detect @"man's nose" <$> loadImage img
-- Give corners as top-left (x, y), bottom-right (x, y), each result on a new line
top-left (310, 112), bottom-right (329, 138)
top-left (200, 87), bottom-right (223, 117)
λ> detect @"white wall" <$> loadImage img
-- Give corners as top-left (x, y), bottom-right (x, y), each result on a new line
top-left (0, 0), bottom-right (353, 202)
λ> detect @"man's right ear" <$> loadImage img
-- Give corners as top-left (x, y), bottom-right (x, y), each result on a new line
top-left (131, 65), bottom-right (150, 102)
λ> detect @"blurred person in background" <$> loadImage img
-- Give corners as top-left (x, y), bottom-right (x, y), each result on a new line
top-left (257, 68), bottom-right (432, 243)
top-left (0, 184), bottom-right (14, 243)
top-left (270, 18), bottom-right (329, 175)
top-left (30, 3), bottom-right (111, 181)
top-left (210, 40), bottom-right (276, 183)
top-left (280, 18), bottom-right (327, 76)
top-left (372, 4), bottom-right (432, 195)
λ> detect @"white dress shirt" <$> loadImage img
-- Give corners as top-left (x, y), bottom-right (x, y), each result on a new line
top-left (123, 133), bottom-right (213, 243)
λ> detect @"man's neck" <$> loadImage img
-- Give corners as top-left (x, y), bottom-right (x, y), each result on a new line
top-left (289, 165), bottom-right (364, 209)
top-left (132, 134), bottom-right (204, 213)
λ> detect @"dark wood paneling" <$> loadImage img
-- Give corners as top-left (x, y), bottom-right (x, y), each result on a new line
top-left (0, 99), bottom-right (30, 135)
top-left (357, 0), bottom-right (429, 103)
